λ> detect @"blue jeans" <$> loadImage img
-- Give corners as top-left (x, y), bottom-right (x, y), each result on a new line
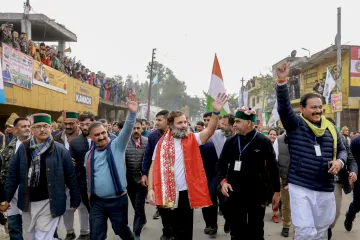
top-left (347, 173), bottom-right (360, 220)
top-left (127, 181), bottom-right (147, 236)
top-left (89, 194), bottom-right (134, 240)
top-left (8, 214), bottom-right (23, 240)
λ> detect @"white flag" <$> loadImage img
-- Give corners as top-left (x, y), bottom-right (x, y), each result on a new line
top-left (268, 100), bottom-right (279, 127)
top-left (323, 68), bottom-right (336, 104)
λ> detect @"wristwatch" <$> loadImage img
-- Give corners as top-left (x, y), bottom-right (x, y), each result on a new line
top-left (0, 202), bottom-right (6, 206)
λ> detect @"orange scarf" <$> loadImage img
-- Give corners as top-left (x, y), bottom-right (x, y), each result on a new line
top-left (153, 130), bottom-right (212, 209)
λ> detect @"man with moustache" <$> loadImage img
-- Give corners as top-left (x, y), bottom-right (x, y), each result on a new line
top-left (54, 111), bottom-right (85, 240)
top-left (125, 119), bottom-right (148, 239)
top-left (67, 112), bottom-right (95, 240)
top-left (85, 93), bottom-right (139, 240)
top-left (99, 119), bottom-right (117, 140)
top-left (0, 117), bottom-right (31, 240)
top-left (141, 110), bottom-right (172, 240)
top-left (276, 62), bottom-right (347, 239)
top-left (147, 93), bottom-right (228, 240)
top-left (1, 113), bottom-right (80, 239)
top-left (217, 107), bottom-right (280, 240)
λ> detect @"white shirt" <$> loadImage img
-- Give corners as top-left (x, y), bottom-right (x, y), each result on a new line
top-left (152, 132), bottom-right (203, 191)
top-left (87, 138), bottom-right (92, 149)
top-left (15, 139), bottom-right (22, 153)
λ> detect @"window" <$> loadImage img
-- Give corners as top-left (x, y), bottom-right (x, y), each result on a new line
top-left (252, 97), bottom-right (256, 107)
top-left (257, 96), bottom-right (260, 103)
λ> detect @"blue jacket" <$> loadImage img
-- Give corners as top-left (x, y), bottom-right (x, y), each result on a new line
top-left (4, 139), bottom-right (81, 217)
top-left (277, 84), bottom-right (347, 192)
top-left (142, 129), bottom-right (162, 175)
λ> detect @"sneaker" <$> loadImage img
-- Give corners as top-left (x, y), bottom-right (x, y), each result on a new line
top-left (64, 233), bottom-right (76, 240)
top-left (204, 227), bottom-right (211, 235)
top-left (208, 227), bottom-right (218, 236)
top-left (153, 210), bottom-right (160, 219)
top-left (272, 214), bottom-right (280, 223)
top-left (281, 227), bottom-right (289, 237)
top-left (344, 212), bottom-right (354, 232)
top-left (328, 228), bottom-right (332, 240)
top-left (224, 221), bottom-right (231, 234)
top-left (77, 234), bottom-right (90, 240)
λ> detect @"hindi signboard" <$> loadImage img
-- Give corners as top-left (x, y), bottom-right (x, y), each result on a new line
top-left (331, 92), bottom-right (342, 113)
top-left (1, 43), bottom-right (33, 90)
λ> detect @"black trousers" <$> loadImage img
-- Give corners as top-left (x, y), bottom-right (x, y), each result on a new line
top-left (158, 208), bottom-right (173, 237)
top-left (229, 196), bottom-right (266, 240)
top-left (202, 187), bottom-right (218, 228)
top-left (168, 190), bottom-right (194, 240)
top-left (78, 176), bottom-right (91, 212)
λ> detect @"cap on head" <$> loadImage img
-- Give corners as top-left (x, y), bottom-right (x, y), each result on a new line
top-left (62, 111), bottom-right (78, 121)
top-left (30, 113), bottom-right (52, 125)
top-left (235, 107), bottom-right (256, 122)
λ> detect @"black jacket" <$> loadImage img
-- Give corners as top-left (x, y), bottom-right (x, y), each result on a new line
top-left (217, 129), bottom-right (280, 202)
top-left (4, 140), bottom-right (80, 217)
top-left (339, 135), bottom-right (358, 194)
top-left (277, 134), bottom-right (290, 186)
top-left (125, 136), bottom-right (148, 184)
top-left (69, 134), bottom-right (90, 178)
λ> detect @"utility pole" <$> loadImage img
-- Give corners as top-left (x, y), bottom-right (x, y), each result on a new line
top-left (240, 77), bottom-right (245, 106)
top-left (147, 48), bottom-right (156, 121)
top-left (336, 7), bottom-right (341, 129)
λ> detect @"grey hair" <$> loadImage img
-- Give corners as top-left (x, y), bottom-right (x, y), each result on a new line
top-left (88, 121), bottom-right (104, 135)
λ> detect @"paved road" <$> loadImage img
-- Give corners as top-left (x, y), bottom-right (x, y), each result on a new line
top-left (0, 193), bottom-right (359, 239)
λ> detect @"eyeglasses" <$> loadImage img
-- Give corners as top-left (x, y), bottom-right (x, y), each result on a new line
top-left (32, 124), bottom-right (51, 131)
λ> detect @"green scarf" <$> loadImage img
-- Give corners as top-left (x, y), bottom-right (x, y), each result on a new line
top-left (300, 114), bottom-right (337, 160)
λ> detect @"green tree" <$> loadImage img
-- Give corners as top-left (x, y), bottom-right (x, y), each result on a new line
top-left (250, 74), bottom-right (276, 112)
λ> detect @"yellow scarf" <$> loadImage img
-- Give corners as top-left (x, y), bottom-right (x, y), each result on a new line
top-left (300, 114), bottom-right (337, 160)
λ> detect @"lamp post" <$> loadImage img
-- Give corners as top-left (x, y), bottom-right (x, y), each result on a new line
top-left (301, 48), bottom-right (311, 57)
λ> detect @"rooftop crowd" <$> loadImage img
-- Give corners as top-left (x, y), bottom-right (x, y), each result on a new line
top-left (0, 23), bottom-right (129, 104)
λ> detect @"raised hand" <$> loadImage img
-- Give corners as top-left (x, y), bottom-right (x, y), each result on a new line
top-left (212, 93), bottom-right (228, 113)
top-left (127, 93), bottom-right (139, 113)
top-left (276, 62), bottom-right (291, 80)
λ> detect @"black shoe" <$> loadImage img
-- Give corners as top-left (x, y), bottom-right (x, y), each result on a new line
top-left (219, 209), bottom-right (223, 216)
top-left (153, 210), bottom-right (160, 219)
top-left (204, 227), bottom-right (211, 235)
top-left (344, 212), bottom-right (354, 232)
top-left (77, 234), bottom-right (90, 240)
top-left (328, 228), bottom-right (332, 240)
top-left (208, 227), bottom-right (218, 236)
top-left (64, 233), bottom-right (76, 240)
top-left (224, 221), bottom-right (231, 234)
top-left (281, 227), bottom-right (289, 237)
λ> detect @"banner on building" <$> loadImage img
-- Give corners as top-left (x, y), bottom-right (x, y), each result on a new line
top-left (1, 43), bottom-right (33, 90)
top-left (33, 61), bottom-right (67, 94)
top-left (0, 59), bottom-right (5, 104)
top-left (323, 68), bottom-right (336, 104)
top-left (331, 92), bottom-right (342, 113)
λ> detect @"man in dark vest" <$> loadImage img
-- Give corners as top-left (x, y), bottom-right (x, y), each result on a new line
top-left (125, 119), bottom-right (148, 239)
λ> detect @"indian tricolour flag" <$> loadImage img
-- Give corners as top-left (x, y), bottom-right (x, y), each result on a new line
top-left (206, 54), bottom-right (230, 115)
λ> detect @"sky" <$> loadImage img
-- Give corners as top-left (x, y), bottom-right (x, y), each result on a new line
top-left (2, 0), bottom-right (360, 97)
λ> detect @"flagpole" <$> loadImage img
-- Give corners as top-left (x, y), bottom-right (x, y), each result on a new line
top-left (336, 7), bottom-right (341, 129)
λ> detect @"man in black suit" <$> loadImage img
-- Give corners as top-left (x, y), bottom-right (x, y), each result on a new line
top-left (68, 112), bottom-right (95, 240)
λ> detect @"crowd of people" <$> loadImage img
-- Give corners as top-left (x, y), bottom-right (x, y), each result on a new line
top-left (0, 62), bottom-right (359, 240)
top-left (0, 23), bottom-right (129, 104)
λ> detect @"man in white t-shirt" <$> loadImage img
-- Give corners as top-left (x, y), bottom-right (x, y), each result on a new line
top-left (147, 93), bottom-right (228, 240)
top-left (0, 117), bottom-right (31, 239)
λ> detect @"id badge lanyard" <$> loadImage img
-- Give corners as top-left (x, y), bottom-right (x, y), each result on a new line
top-left (235, 131), bottom-right (257, 171)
